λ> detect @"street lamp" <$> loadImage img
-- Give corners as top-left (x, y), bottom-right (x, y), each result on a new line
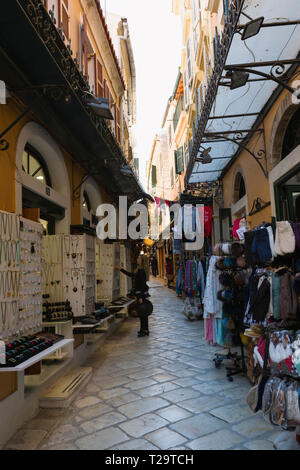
top-left (200, 146), bottom-right (212, 156)
top-left (241, 16), bottom-right (264, 40)
top-left (201, 154), bottom-right (213, 164)
top-left (83, 92), bottom-right (114, 119)
top-left (120, 164), bottom-right (133, 176)
top-left (226, 70), bottom-right (249, 90)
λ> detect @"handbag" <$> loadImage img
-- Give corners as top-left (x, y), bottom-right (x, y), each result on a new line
top-left (246, 336), bottom-right (270, 412)
top-left (136, 299), bottom-right (153, 317)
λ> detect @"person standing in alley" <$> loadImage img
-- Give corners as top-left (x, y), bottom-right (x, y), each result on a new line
top-left (115, 255), bottom-right (152, 337)
top-left (151, 254), bottom-right (158, 277)
top-left (166, 257), bottom-right (174, 288)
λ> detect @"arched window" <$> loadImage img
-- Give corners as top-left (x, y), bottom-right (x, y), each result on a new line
top-left (22, 144), bottom-right (51, 186)
top-left (82, 191), bottom-right (91, 212)
top-left (282, 107), bottom-right (300, 160)
top-left (233, 172), bottom-right (246, 203)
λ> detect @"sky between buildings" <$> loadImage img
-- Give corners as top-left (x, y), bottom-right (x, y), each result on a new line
top-left (105, 0), bottom-right (182, 191)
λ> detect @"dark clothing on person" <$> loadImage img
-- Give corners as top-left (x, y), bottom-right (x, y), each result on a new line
top-left (120, 268), bottom-right (150, 334)
top-left (151, 258), bottom-right (158, 277)
top-left (120, 268), bottom-right (148, 299)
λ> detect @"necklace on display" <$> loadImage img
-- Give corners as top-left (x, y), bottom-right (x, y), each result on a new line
top-left (0, 303), bottom-right (7, 339)
top-left (7, 214), bottom-right (13, 241)
top-left (55, 236), bottom-right (62, 263)
top-left (64, 236), bottom-right (71, 259)
top-left (1, 213), bottom-right (8, 240)
top-left (43, 263), bottom-right (52, 290)
top-left (0, 272), bottom-right (6, 299)
top-left (80, 268), bottom-right (85, 291)
top-left (71, 269), bottom-right (79, 293)
top-left (71, 237), bottom-right (79, 261)
top-left (14, 215), bottom-right (20, 240)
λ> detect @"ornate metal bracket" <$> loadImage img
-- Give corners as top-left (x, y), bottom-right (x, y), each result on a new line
top-left (0, 85), bottom-right (71, 151)
top-left (202, 128), bottom-right (268, 178)
top-left (0, 101), bottom-right (36, 152)
top-left (224, 58), bottom-right (300, 97)
top-left (249, 197), bottom-right (271, 216)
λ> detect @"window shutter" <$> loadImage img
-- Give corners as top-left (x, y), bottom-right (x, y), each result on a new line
top-left (184, 143), bottom-right (189, 168)
top-left (60, 0), bottom-right (69, 39)
top-left (186, 37), bottom-right (193, 87)
top-left (170, 168), bottom-right (174, 188)
top-left (83, 13), bottom-right (88, 76)
top-left (195, 88), bottom-right (199, 124)
top-left (183, 70), bottom-right (189, 110)
top-left (223, 0), bottom-right (229, 17)
top-left (103, 79), bottom-right (108, 100)
top-left (175, 147), bottom-right (184, 175)
top-left (116, 107), bottom-right (121, 143)
top-left (97, 60), bottom-right (104, 97)
top-left (151, 166), bottom-right (157, 187)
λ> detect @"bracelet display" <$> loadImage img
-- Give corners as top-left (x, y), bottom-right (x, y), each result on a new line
top-left (42, 301), bottom-right (73, 322)
top-left (0, 333), bottom-right (63, 368)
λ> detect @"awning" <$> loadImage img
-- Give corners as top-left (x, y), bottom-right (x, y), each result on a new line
top-left (187, 0), bottom-right (300, 185)
top-left (0, 0), bottom-right (144, 202)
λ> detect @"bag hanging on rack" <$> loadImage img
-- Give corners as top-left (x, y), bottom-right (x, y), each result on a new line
top-left (246, 336), bottom-right (270, 413)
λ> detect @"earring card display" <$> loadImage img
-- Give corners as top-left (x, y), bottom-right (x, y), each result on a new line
top-left (42, 236), bottom-right (63, 302)
top-left (0, 211), bottom-right (20, 341)
top-left (19, 217), bottom-right (43, 337)
top-left (0, 213), bottom-right (43, 341)
top-left (120, 245), bottom-right (132, 297)
top-left (97, 242), bottom-right (121, 302)
top-left (63, 235), bottom-right (96, 317)
top-left (42, 235), bottom-right (96, 318)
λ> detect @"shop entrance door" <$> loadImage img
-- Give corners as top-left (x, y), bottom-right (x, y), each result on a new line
top-left (274, 165), bottom-right (300, 221)
top-left (22, 187), bottom-right (65, 235)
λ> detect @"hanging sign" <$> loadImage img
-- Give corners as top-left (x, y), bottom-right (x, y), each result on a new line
top-left (0, 81), bottom-right (6, 104)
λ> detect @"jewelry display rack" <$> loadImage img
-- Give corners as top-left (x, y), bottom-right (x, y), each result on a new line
top-left (120, 245), bottom-right (132, 297)
top-left (95, 238), bottom-right (102, 301)
top-left (19, 217), bottom-right (43, 337)
top-left (63, 234), bottom-right (96, 318)
top-left (42, 234), bottom-right (96, 318)
top-left (96, 242), bottom-right (121, 303)
top-left (42, 235), bottom-right (64, 302)
top-left (0, 211), bottom-right (20, 342)
top-left (0, 212), bottom-right (72, 373)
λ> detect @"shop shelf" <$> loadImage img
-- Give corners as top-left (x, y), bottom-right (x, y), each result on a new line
top-left (0, 339), bottom-right (74, 372)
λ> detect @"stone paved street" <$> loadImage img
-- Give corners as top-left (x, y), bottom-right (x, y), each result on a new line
top-left (5, 279), bottom-right (284, 450)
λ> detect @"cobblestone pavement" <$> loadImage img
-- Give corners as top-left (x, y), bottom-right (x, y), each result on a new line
top-left (5, 278), bottom-right (285, 450)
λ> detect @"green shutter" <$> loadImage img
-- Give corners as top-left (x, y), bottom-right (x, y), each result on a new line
top-left (151, 165), bottom-right (157, 187)
top-left (175, 147), bottom-right (184, 174)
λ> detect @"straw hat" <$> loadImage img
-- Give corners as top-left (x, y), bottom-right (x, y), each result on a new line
top-left (244, 324), bottom-right (264, 338)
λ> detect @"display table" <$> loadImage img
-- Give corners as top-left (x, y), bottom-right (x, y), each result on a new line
top-left (108, 299), bottom-right (135, 317)
top-left (0, 339), bottom-right (74, 372)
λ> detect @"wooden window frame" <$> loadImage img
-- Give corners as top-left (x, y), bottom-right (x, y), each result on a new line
top-left (96, 59), bottom-right (104, 98)
top-left (57, 0), bottom-right (70, 40)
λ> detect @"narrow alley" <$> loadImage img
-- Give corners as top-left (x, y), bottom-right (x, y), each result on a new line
top-left (5, 279), bottom-right (281, 451)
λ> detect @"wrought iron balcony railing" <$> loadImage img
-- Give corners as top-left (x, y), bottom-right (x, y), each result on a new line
top-left (19, 0), bottom-right (133, 174)
top-left (184, 0), bottom-right (245, 186)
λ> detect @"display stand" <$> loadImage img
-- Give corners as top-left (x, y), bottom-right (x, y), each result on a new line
top-left (120, 245), bottom-right (132, 296)
top-left (108, 299), bottom-right (135, 318)
top-left (63, 234), bottom-right (96, 317)
top-left (42, 320), bottom-right (73, 360)
top-left (0, 339), bottom-right (73, 372)
top-left (96, 242), bottom-right (121, 302)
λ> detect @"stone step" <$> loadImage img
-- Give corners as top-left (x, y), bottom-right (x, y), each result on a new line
top-left (39, 367), bottom-right (92, 409)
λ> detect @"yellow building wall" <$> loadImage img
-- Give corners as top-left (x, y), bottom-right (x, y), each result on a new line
top-left (221, 87), bottom-right (291, 228)
top-left (0, 98), bottom-right (112, 223)
top-left (0, 0), bottom-right (122, 221)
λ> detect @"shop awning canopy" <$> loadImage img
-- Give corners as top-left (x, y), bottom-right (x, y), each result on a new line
top-left (0, 0), bottom-right (145, 202)
top-left (188, 0), bottom-right (300, 185)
